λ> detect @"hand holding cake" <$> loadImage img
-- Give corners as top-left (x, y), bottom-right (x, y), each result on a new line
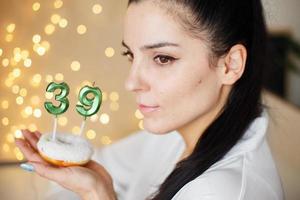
top-left (15, 81), bottom-right (117, 200)
top-left (15, 130), bottom-right (117, 200)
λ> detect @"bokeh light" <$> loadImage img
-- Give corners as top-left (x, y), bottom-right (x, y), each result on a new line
top-left (99, 113), bottom-right (110, 124)
top-left (86, 129), bottom-right (96, 140)
top-left (71, 61), bottom-right (81, 71)
top-left (77, 25), bottom-right (87, 35)
top-left (92, 4), bottom-right (103, 14)
top-left (54, 0), bottom-right (63, 9)
top-left (32, 2), bottom-right (41, 11)
top-left (105, 47), bottom-right (115, 57)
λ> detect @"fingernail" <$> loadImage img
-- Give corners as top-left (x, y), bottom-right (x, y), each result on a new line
top-left (20, 163), bottom-right (35, 172)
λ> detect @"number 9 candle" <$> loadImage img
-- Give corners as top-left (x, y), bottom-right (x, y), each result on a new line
top-left (76, 82), bottom-right (102, 136)
top-left (44, 82), bottom-right (70, 141)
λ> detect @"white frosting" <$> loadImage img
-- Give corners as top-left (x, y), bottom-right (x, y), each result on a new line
top-left (37, 132), bottom-right (94, 163)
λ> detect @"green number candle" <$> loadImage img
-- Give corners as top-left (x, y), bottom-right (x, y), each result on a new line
top-left (44, 82), bottom-right (70, 140)
top-left (44, 82), bottom-right (70, 116)
top-left (76, 85), bottom-right (102, 119)
top-left (76, 83), bottom-right (102, 135)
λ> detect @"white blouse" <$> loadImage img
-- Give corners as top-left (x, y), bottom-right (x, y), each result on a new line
top-left (44, 109), bottom-right (284, 200)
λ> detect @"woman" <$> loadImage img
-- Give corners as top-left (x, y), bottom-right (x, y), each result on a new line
top-left (15, 0), bottom-right (284, 199)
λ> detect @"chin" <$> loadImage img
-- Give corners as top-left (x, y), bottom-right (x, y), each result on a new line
top-left (143, 120), bottom-right (175, 135)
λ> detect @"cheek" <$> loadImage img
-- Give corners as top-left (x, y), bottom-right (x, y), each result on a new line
top-left (143, 67), bottom-right (222, 134)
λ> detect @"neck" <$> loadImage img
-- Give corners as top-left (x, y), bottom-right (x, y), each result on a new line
top-left (177, 85), bottom-right (231, 159)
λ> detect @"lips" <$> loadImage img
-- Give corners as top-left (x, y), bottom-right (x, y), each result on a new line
top-left (138, 104), bottom-right (160, 114)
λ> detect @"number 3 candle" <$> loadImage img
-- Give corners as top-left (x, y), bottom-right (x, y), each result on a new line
top-left (44, 82), bottom-right (70, 141)
top-left (76, 82), bottom-right (102, 136)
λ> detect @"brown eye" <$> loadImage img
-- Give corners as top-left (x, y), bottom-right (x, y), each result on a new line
top-left (154, 55), bottom-right (176, 65)
top-left (121, 50), bottom-right (133, 62)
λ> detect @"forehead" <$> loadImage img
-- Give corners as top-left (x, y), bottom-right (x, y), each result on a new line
top-left (123, 1), bottom-right (189, 48)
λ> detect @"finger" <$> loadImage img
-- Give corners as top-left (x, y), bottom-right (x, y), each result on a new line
top-left (33, 131), bottom-right (42, 138)
top-left (15, 138), bottom-right (46, 164)
top-left (28, 161), bottom-right (69, 184)
top-left (21, 129), bottom-right (39, 151)
top-left (85, 160), bottom-right (112, 183)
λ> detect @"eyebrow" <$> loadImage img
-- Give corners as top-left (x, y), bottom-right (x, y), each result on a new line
top-left (122, 40), bottom-right (180, 51)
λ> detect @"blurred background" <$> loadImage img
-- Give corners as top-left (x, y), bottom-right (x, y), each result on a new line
top-left (0, 0), bottom-right (299, 199)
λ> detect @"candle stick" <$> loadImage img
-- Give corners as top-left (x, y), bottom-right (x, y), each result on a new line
top-left (44, 82), bottom-right (70, 141)
top-left (76, 82), bottom-right (102, 136)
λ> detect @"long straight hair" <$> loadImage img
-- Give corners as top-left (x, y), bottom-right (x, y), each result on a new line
top-left (127, 0), bottom-right (268, 199)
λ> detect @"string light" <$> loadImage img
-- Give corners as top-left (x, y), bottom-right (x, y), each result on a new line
top-left (31, 74), bottom-right (42, 86)
top-left (45, 75), bottom-right (54, 83)
top-left (11, 85), bottom-right (20, 94)
top-left (139, 120), bottom-right (144, 129)
top-left (110, 102), bottom-right (119, 111)
top-left (105, 47), bottom-right (115, 57)
top-left (54, 0), bottom-right (63, 9)
top-left (2, 117), bottom-right (9, 126)
top-left (24, 106), bottom-right (33, 115)
top-left (135, 109), bottom-right (144, 119)
top-left (32, 2), bottom-right (41, 11)
top-left (2, 143), bottom-right (10, 153)
top-left (5, 79), bottom-right (14, 87)
top-left (6, 23), bottom-right (16, 33)
top-left (28, 123), bottom-right (37, 132)
top-left (1, 100), bottom-right (9, 109)
top-left (41, 40), bottom-right (50, 50)
top-left (44, 24), bottom-right (55, 35)
top-left (21, 50), bottom-right (29, 59)
top-left (24, 58), bottom-right (32, 67)
top-left (58, 18), bottom-right (68, 28)
top-left (5, 34), bottom-right (14, 42)
top-left (72, 126), bottom-right (81, 135)
top-left (109, 92), bottom-right (119, 101)
top-left (77, 25), bottom-right (87, 35)
top-left (12, 68), bottom-right (21, 77)
top-left (102, 92), bottom-right (107, 101)
top-left (2, 58), bottom-right (9, 67)
top-left (16, 96), bottom-right (24, 105)
top-left (16, 152), bottom-right (24, 161)
top-left (55, 73), bottom-right (64, 81)
top-left (58, 116), bottom-right (68, 126)
top-left (33, 108), bottom-right (42, 118)
top-left (71, 60), bottom-right (81, 71)
top-left (14, 130), bottom-right (23, 138)
top-left (32, 34), bottom-right (41, 43)
top-left (101, 136), bottom-right (112, 145)
top-left (30, 96), bottom-right (41, 105)
top-left (90, 114), bottom-right (99, 122)
top-left (7, 134), bottom-right (14, 143)
top-left (36, 46), bottom-right (46, 56)
top-left (99, 113), bottom-right (110, 124)
top-left (92, 4), bottom-right (103, 14)
top-left (45, 92), bottom-right (53, 99)
top-left (86, 129), bottom-right (96, 140)
top-left (19, 88), bottom-right (28, 97)
top-left (51, 14), bottom-right (61, 24)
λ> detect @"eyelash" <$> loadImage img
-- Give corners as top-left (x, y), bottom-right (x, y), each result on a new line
top-left (121, 50), bottom-right (178, 66)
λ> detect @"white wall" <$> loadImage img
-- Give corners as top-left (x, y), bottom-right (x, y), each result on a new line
top-left (263, 0), bottom-right (300, 106)
top-left (263, 0), bottom-right (300, 39)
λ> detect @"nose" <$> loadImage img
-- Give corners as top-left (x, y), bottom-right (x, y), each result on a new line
top-left (124, 63), bottom-right (148, 93)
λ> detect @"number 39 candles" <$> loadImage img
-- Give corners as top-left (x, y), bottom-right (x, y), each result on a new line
top-left (76, 82), bottom-right (102, 136)
top-left (44, 81), bottom-right (102, 141)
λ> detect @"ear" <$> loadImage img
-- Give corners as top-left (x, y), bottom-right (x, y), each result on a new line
top-left (216, 44), bottom-right (247, 85)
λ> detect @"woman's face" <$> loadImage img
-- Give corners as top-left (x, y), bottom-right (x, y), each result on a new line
top-left (122, 1), bottom-right (223, 134)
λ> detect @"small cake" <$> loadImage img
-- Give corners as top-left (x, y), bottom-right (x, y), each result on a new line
top-left (37, 133), bottom-right (94, 167)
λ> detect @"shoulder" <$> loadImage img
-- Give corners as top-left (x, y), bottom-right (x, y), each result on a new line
top-left (172, 156), bottom-right (245, 200)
